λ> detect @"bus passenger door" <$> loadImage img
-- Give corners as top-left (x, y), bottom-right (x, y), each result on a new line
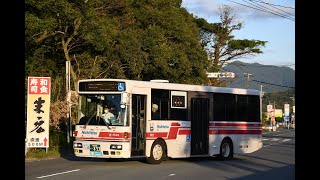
top-left (191, 98), bottom-right (209, 155)
top-left (131, 94), bottom-right (146, 156)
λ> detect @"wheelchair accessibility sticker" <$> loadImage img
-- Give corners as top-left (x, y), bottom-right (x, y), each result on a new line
top-left (118, 82), bottom-right (125, 91)
top-left (186, 134), bottom-right (191, 142)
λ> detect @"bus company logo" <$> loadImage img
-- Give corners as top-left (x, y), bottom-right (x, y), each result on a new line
top-left (181, 121), bottom-right (190, 127)
top-left (82, 131), bottom-right (98, 135)
top-left (83, 144), bottom-right (90, 150)
top-left (157, 125), bottom-right (169, 129)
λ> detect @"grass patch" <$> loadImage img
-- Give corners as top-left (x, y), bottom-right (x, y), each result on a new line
top-left (26, 146), bottom-right (61, 159)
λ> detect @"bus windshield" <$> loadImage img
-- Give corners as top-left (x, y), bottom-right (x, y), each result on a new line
top-left (77, 94), bottom-right (128, 126)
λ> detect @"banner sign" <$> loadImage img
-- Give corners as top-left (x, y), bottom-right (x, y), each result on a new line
top-left (284, 103), bottom-right (290, 116)
top-left (26, 77), bottom-right (51, 148)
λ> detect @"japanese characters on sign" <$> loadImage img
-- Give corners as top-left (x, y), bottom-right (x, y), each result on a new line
top-left (26, 77), bottom-right (51, 148)
top-left (284, 103), bottom-right (290, 117)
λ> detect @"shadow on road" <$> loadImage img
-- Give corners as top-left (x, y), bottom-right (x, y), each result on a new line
top-left (231, 164), bottom-right (294, 180)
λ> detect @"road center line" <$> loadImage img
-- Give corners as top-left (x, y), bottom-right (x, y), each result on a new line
top-left (36, 169), bottom-right (80, 179)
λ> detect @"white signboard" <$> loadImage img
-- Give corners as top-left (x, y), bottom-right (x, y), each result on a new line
top-left (26, 77), bottom-right (51, 148)
top-left (206, 72), bottom-right (235, 78)
top-left (284, 103), bottom-right (290, 116)
top-left (293, 106), bottom-right (295, 113)
top-left (267, 105), bottom-right (273, 113)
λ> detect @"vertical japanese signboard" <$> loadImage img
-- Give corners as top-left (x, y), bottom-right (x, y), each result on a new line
top-left (284, 103), bottom-right (290, 116)
top-left (26, 77), bottom-right (51, 148)
top-left (267, 105), bottom-right (273, 113)
top-left (267, 105), bottom-right (273, 119)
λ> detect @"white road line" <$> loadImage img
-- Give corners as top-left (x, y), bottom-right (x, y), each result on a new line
top-left (271, 138), bottom-right (280, 141)
top-left (36, 169), bottom-right (80, 179)
top-left (262, 138), bottom-right (269, 141)
top-left (168, 174), bottom-right (176, 176)
top-left (282, 139), bottom-right (291, 142)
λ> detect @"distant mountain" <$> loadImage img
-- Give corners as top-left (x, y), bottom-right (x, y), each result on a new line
top-left (222, 61), bottom-right (295, 93)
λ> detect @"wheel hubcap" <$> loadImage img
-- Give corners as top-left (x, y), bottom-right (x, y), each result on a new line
top-left (222, 143), bottom-right (230, 157)
top-left (152, 144), bottom-right (163, 160)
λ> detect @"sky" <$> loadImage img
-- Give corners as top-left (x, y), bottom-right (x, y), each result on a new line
top-left (181, 0), bottom-right (295, 70)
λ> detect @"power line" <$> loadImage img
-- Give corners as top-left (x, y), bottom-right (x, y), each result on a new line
top-left (241, 0), bottom-right (294, 21)
top-left (245, 0), bottom-right (295, 19)
top-left (249, 0), bottom-right (295, 10)
top-left (230, 79), bottom-right (247, 85)
top-left (227, 62), bottom-right (295, 68)
top-left (251, 79), bottom-right (295, 88)
top-left (253, 0), bottom-right (295, 17)
top-left (226, 0), bottom-right (295, 21)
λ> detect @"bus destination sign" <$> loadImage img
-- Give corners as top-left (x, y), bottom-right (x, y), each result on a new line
top-left (79, 81), bottom-right (125, 92)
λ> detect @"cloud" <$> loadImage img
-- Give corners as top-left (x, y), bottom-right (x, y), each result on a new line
top-left (181, 0), bottom-right (220, 20)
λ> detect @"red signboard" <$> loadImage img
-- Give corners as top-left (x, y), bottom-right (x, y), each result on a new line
top-left (28, 77), bottom-right (51, 94)
top-left (270, 109), bottom-right (275, 121)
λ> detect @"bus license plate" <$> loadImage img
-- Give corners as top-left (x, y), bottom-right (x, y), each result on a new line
top-left (90, 144), bottom-right (101, 152)
top-left (90, 144), bottom-right (102, 156)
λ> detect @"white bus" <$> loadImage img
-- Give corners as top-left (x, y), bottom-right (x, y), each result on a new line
top-left (73, 79), bottom-right (263, 164)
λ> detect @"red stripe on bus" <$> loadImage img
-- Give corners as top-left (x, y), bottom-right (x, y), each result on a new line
top-left (146, 132), bottom-right (168, 138)
top-left (167, 126), bottom-right (179, 139)
top-left (99, 132), bottom-right (129, 138)
top-left (171, 122), bottom-right (180, 126)
top-left (77, 137), bottom-right (130, 142)
top-left (209, 129), bottom-right (262, 134)
top-left (178, 129), bottom-right (191, 135)
top-left (209, 122), bottom-right (261, 127)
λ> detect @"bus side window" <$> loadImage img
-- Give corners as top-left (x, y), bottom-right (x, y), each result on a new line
top-left (152, 103), bottom-right (160, 119)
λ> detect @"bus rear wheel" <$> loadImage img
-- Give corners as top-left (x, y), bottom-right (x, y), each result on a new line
top-left (146, 139), bottom-right (166, 164)
top-left (218, 139), bottom-right (233, 160)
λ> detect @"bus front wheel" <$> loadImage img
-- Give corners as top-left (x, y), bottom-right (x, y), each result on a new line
top-left (218, 138), bottom-right (233, 160)
top-left (146, 139), bottom-right (166, 164)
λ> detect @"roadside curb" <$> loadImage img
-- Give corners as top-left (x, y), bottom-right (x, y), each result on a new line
top-left (25, 157), bottom-right (58, 162)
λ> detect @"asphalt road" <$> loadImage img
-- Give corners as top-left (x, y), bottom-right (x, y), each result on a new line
top-left (25, 128), bottom-right (295, 180)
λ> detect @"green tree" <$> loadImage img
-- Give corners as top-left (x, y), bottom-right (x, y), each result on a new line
top-left (123, 0), bottom-right (209, 84)
top-left (25, 0), bottom-right (126, 94)
top-left (26, 0), bottom-right (210, 90)
top-left (195, 5), bottom-right (267, 86)
top-left (25, 0), bottom-right (211, 125)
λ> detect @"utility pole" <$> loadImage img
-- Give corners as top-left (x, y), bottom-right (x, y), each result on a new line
top-left (260, 85), bottom-right (265, 121)
top-left (290, 95), bottom-right (295, 105)
top-left (289, 95), bottom-right (295, 128)
top-left (66, 60), bottom-right (71, 144)
top-left (244, 72), bottom-right (254, 88)
top-left (273, 101), bottom-right (276, 109)
top-left (260, 85), bottom-right (265, 97)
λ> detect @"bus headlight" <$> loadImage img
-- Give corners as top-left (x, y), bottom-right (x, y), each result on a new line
top-left (110, 144), bottom-right (122, 150)
top-left (74, 143), bottom-right (82, 148)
